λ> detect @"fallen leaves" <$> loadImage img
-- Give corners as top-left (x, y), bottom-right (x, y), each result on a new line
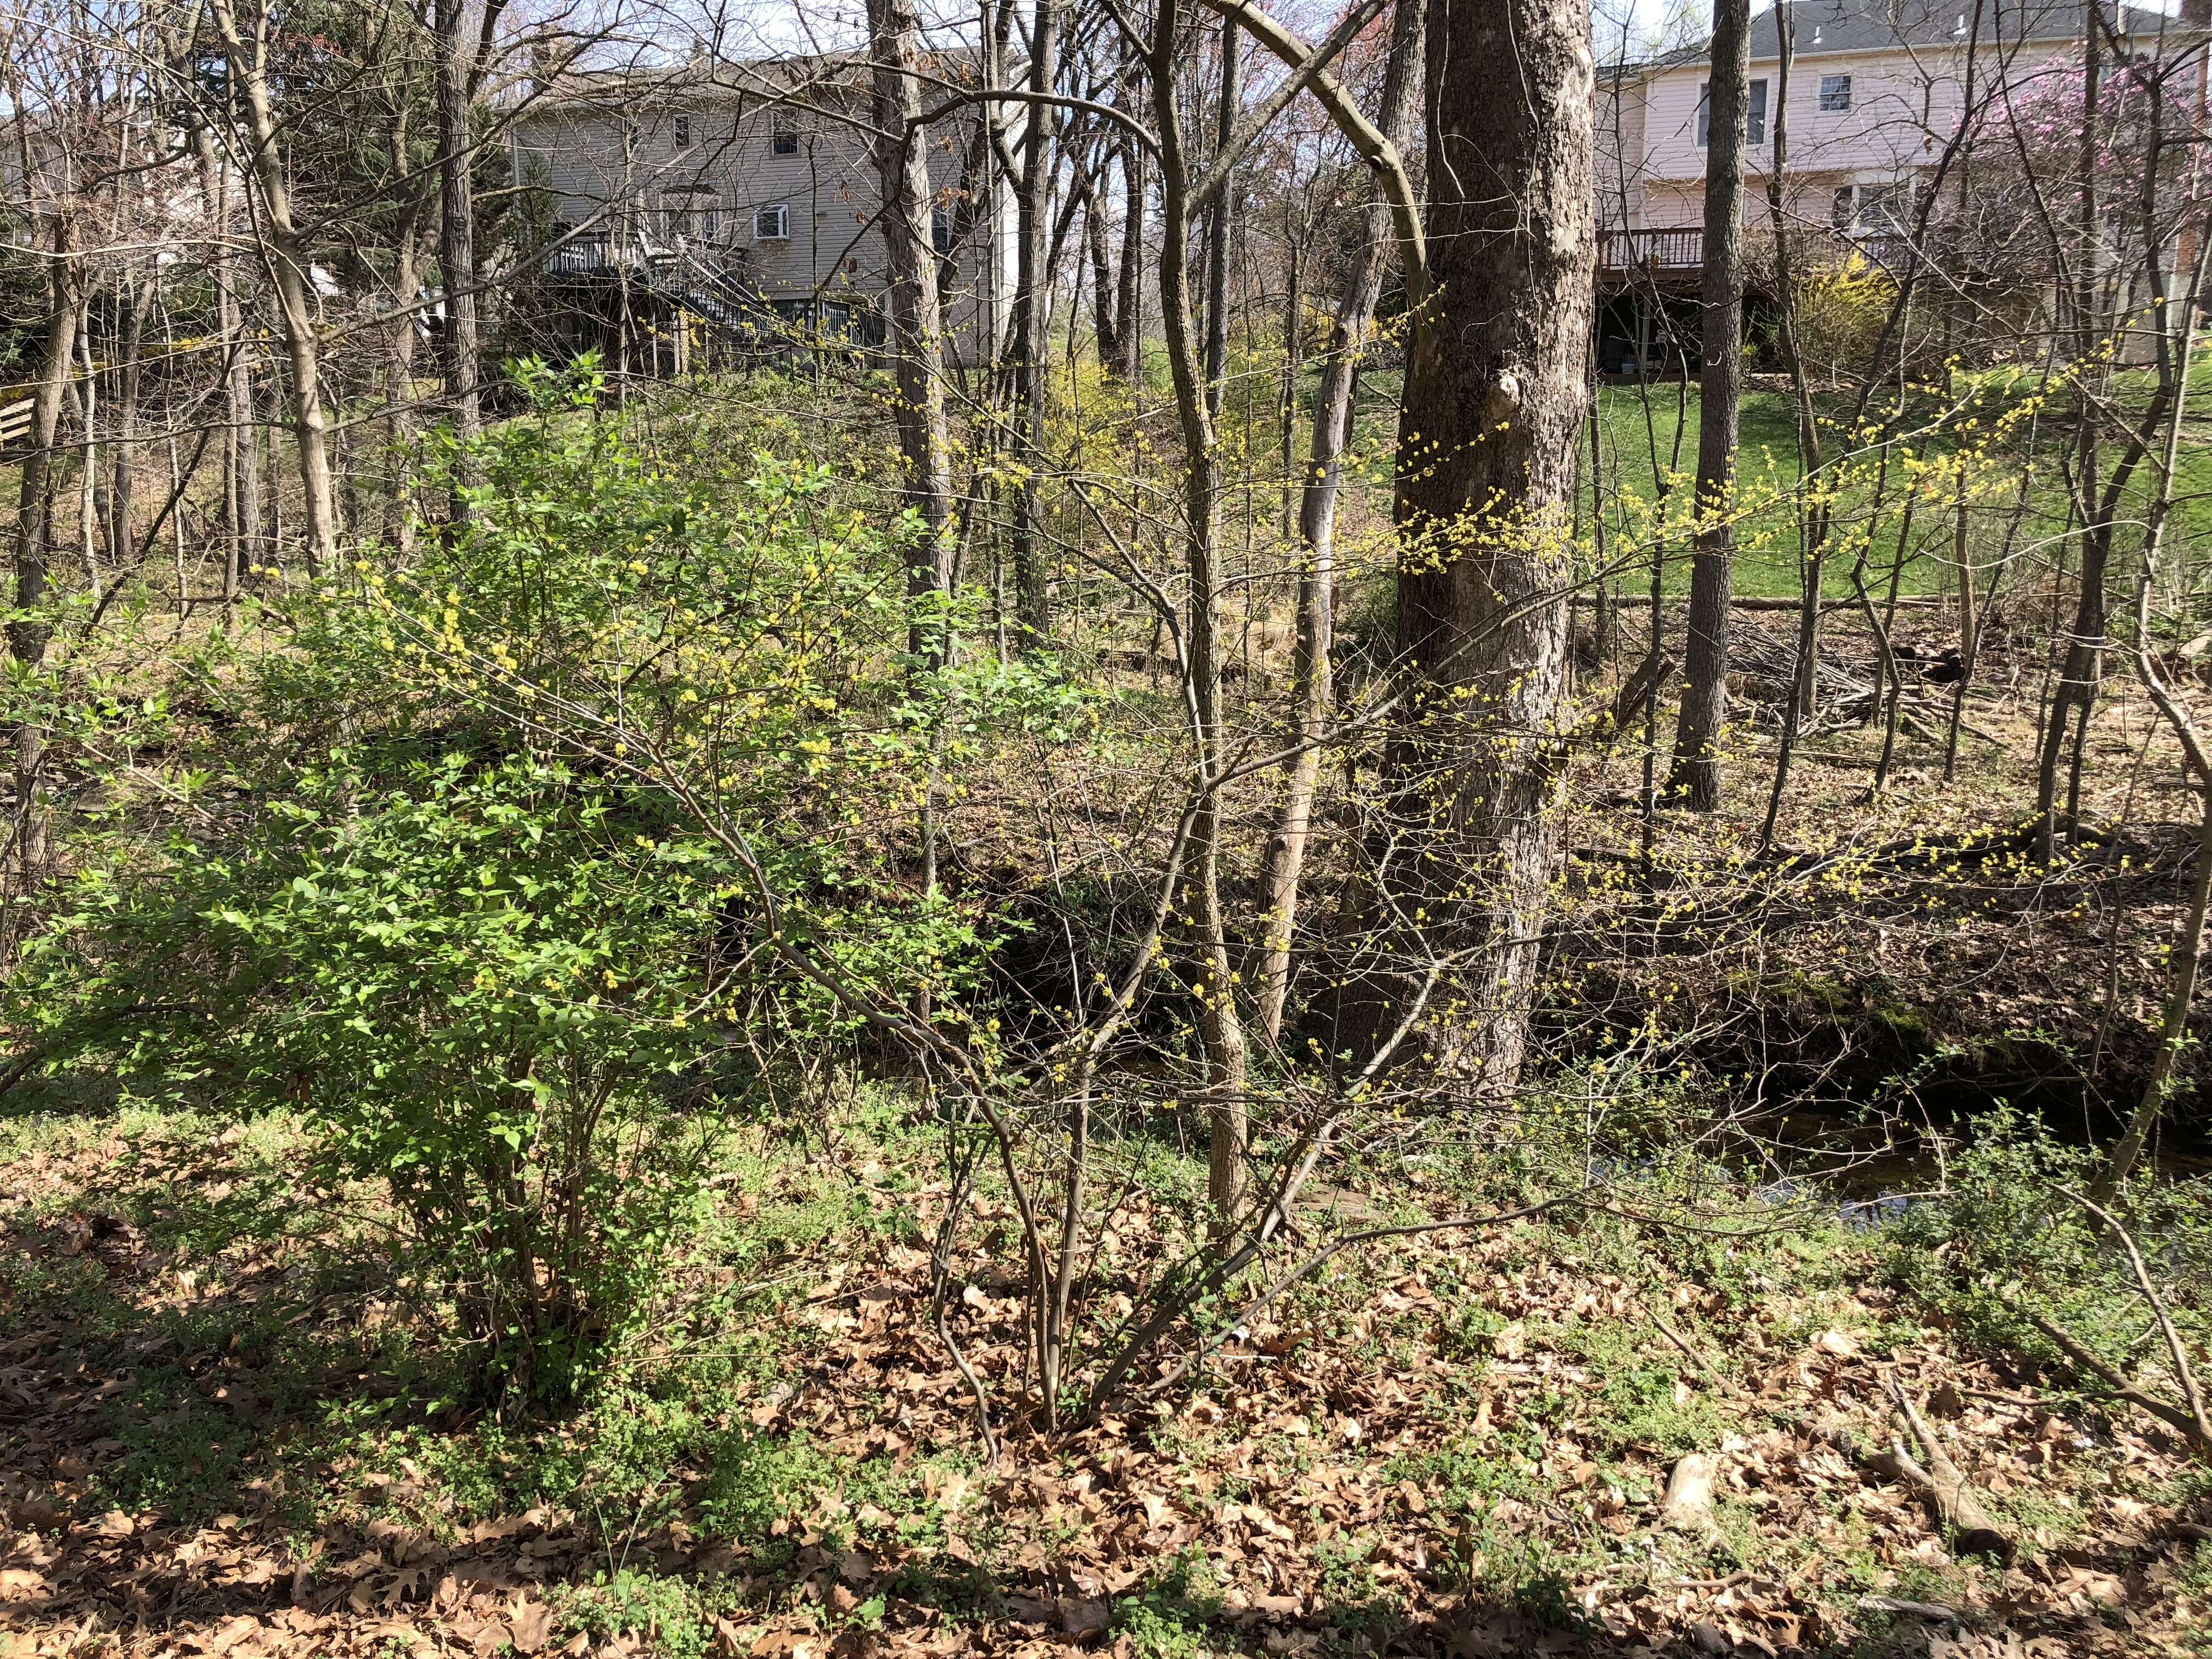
top-left (4, 1125), bottom-right (2203, 1659)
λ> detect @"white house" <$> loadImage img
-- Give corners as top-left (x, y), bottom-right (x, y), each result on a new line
top-left (1599, 0), bottom-right (2202, 263)
top-left (509, 49), bottom-right (1011, 362)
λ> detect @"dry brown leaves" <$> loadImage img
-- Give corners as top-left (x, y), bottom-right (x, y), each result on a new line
top-left (5, 1135), bottom-right (2209, 1658)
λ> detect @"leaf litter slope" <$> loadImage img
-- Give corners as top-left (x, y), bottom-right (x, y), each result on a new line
top-left (1, 1110), bottom-right (2206, 1658)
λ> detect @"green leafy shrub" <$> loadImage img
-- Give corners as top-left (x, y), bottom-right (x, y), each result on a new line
top-left (21, 754), bottom-right (737, 1397)
top-left (12, 358), bottom-right (1012, 1402)
top-left (1886, 1112), bottom-right (2212, 1391)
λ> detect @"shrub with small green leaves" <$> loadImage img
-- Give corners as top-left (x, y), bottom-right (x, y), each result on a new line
top-left (1886, 1111), bottom-right (2212, 1395)
top-left (12, 357), bottom-right (1026, 1402)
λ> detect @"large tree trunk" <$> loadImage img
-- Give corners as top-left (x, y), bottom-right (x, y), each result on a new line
top-left (1006, 0), bottom-right (1060, 649)
top-left (1149, 0), bottom-right (1248, 1226)
top-left (1115, 126), bottom-right (1144, 382)
top-left (1255, 0), bottom-right (1423, 1043)
top-left (866, 0), bottom-right (957, 666)
top-left (1081, 154), bottom-right (1122, 371)
top-left (210, 0), bottom-right (338, 575)
top-left (1666, 0), bottom-right (1748, 811)
top-left (1392, 0), bottom-right (1594, 1098)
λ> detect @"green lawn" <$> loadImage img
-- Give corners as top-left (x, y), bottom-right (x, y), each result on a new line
top-left (1313, 358), bottom-right (2212, 608)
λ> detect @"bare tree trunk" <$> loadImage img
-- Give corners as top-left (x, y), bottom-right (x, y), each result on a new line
top-left (1276, 201), bottom-right (1304, 541)
top-left (10, 217), bottom-right (84, 912)
top-left (1006, 0), bottom-right (1060, 648)
top-left (76, 298), bottom-right (101, 608)
top-left (1756, 2), bottom-right (1832, 845)
top-left (2036, 16), bottom-right (2105, 861)
top-left (1201, 21), bottom-right (1239, 421)
top-left (1115, 120), bottom-right (1144, 382)
top-left (1392, 0), bottom-right (1594, 1098)
top-left (1081, 155), bottom-right (1122, 370)
top-left (1148, 0), bottom-right (1247, 1225)
top-left (107, 277), bottom-right (145, 573)
top-left (210, 0), bottom-right (338, 575)
top-left (385, 219), bottom-right (427, 549)
top-left (1254, 0), bottom-right (1422, 1044)
top-left (434, 0), bottom-right (482, 453)
top-left (1665, 0), bottom-right (1748, 812)
top-left (187, 115), bottom-right (259, 618)
top-left (2093, 196), bottom-right (2212, 1198)
top-left (867, 0), bottom-right (958, 667)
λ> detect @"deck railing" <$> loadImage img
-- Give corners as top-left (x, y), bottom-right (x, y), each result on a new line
top-left (1599, 227), bottom-right (1704, 274)
top-left (1599, 224), bottom-right (1919, 279)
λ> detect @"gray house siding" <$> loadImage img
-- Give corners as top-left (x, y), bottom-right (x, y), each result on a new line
top-left (511, 59), bottom-right (1005, 357)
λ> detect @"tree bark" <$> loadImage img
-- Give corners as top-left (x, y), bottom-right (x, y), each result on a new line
top-left (2036, 15), bottom-right (2106, 860)
top-left (13, 219), bottom-right (80, 676)
top-left (1202, 22), bottom-right (1239, 422)
top-left (1006, 0), bottom-right (1060, 648)
top-left (106, 278), bottom-right (145, 574)
top-left (1666, 0), bottom-right (1748, 812)
top-left (1115, 116), bottom-right (1144, 382)
top-left (2096, 216), bottom-right (2212, 1199)
top-left (185, 110), bottom-right (260, 616)
top-left (1148, 0), bottom-right (1248, 1225)
top-left (1255, 0), bottom-right (1422, 1044)
top-left (1755, 0), bottom-right (1831, 846)
top-left (209, 0), bottom-right (338, 575)
top-left (1081, 153), bottom-right (1122, 370)
top-left (868, 0), bottom-right (958, 667)
top-left (434, 0), bottom-right (482, 449)
top-left (10, 216), bottom-right (83, 906)
top-left (1392, 0), bottom-right (1594, 1097)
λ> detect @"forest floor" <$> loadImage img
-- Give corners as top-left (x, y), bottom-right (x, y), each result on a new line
top-left (6, 370), bottom-right (2212, 1657)
top-left (3, 1096), bottom-right (2208, 1659)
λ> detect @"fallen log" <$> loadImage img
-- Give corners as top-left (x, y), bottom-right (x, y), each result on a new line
top-left (1572, 594), bottom-right (1945, 612)
top-left (1868, 1375), bottom-right (2016, 1563)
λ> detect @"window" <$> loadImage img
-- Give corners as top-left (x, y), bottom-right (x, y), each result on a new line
top-left (931, 207), bottom-right (955, 255)
top-left (772, 128), bottom-right (799, 156)
top-left (1859, 182), bottom-right (1905, 229)
top-left (1696, 78), bottom-right (1767, 146)
top-left (674, 113), bottom-right (691, 149)
top-left (1819, 74), bottom-right (1852, 111)
top-left (1833, 182), bottom-right (1908, 233)
top-left (754, 202), bottom-right (789, 240)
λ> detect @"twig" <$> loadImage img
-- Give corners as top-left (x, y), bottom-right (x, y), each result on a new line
top-left (929, 1128), bottom-right (1001, 1472)
top-left (1858, 1595), bottom-right (1963, 1621)
top-left (2026, 1310), bottom-right (2212, 1457)
top-left (1136, 1196), bottom-right (1581, 1400)
top-left (2063, 1187), bottom-right (2212, 1448)
top-left (1641, 1296), bottom-right (1741, 1398)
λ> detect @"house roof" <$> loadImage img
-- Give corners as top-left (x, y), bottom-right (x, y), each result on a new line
top-left (1643, 0), bottom-right (2193, 70)
top-left (516, 46), bottom-right (1001, 117)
